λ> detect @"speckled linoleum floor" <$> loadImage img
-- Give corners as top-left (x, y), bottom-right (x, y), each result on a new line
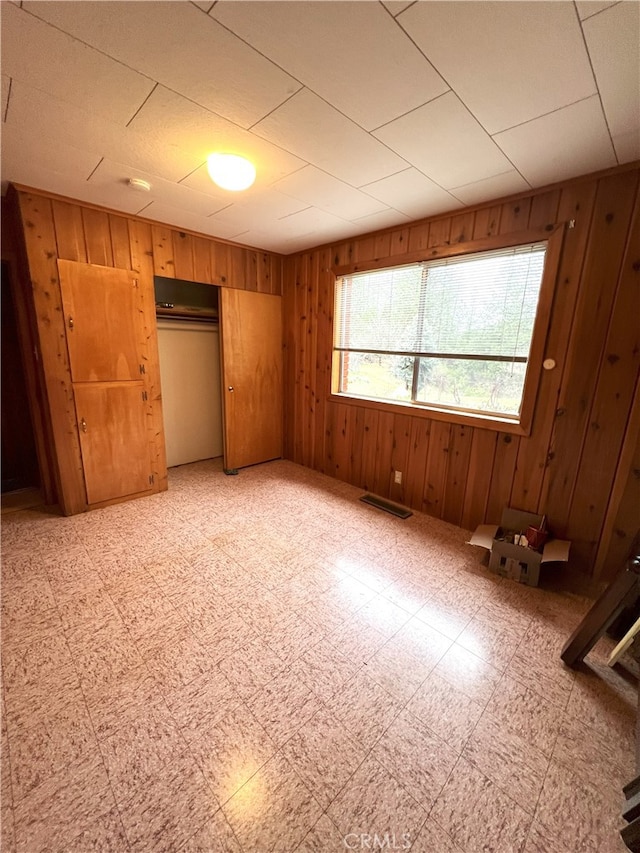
top-left (0, 458), bottom-right (635, 852)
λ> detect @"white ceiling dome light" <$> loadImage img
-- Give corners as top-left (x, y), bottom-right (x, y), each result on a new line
top-left (207, 153), bottom-right (256, 191)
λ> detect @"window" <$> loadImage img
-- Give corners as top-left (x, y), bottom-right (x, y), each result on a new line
top-left (333, 241), bottom-right (548, 424)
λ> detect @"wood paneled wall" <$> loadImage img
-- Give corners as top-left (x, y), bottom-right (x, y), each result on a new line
top-left (283, 165), bottom-right (640, 581)
top-left (10, 186), bottom-right (283, 515)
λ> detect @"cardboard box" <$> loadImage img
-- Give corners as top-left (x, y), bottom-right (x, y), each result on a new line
top-left (468, 507), bottom-right (570, 587)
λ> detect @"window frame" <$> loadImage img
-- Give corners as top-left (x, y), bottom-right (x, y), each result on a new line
top-left (329, 226), bottom-right (565, 436)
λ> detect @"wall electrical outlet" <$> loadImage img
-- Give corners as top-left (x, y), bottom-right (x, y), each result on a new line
top-left (394, 470), bottom-right (402, 484)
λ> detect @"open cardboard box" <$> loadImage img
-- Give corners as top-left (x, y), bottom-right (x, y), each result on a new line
top-left (468, 507), bottom-right (571, 587)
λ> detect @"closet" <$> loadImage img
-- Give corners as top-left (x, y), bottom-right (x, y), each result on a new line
top-left (10, 185), bottom-right (283, 515)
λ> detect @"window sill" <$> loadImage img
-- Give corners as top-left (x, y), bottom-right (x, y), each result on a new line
top-left (328, 392), bottom-right (531, 436)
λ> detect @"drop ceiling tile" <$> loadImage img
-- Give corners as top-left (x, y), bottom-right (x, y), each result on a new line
top-left (135, 201), bottom-right (249, 242)
top-left (398, 0), bottom-right (596, 134)
top-left (493, 96), bottom-right (616, 187)
top-left (5, 80), bottom-right (203, 183)
top-left (361, 168), bottom-right (463, 219)
top-left (373, 92), bottom-right (514, 190)
top-left (1, 3), bottom-right (154, 124)
top-left (575, 1), bottom-right (618, 20)
top-left (128, 86), bottom-right (306, 186)
top-left (612, 128), bottom-right (640, 163)
top-left (582, 2), bottom-right (640, 143)
top-left (348, 209), bottom-right (413, 234)
top-left (381, 1), bottom-right (416, 16)
top-left (24, 0), bottom-right (300, 128)
top-left (206, 189), bottom-right (309, 230)
top-left (253, 88), bottom-right (408, 186)
top-left (1, 122), bottom-right (102, 183)
top-left (88, 159), bottom-right (229, 217)
top-left (211, 1), bottom-right (448, 131)
top-left (273, 166), bottom-right (389, 220)
top-left (450, 170), bottom-right (531, 207)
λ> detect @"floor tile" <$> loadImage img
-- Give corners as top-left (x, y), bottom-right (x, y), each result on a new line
top-left (461, 712), bottom-right (549, 814)
top-left (410, 817), bottom-right (465, 852)
top-left (98, 699), bottom-right (188, 804)
top-left (295, 814), bottom-right (346, 852)
top-left (219, 635), bottom-right (286, 699)
top-left (506, 647), bottom-right (575, 709)
top-left (484, 673), bottom-right (564, 758)
top-left (327, 755), bottom-right (427, 849)
top-left (161, 666), bottom-right (240, 742)
top-left (371, 708), bottom-right (457, 808)
top-left (325, 617), bottom-right (388, 665)
top-left (288, 637), bottom-right (361, 703)
top-left (188, 703), bottom-right (277, 806)
top-left (430, 756), bottom-right (532, 853)
top-left (281, 705), bottom-right (366, 809)
top-left (7, 691), bottom-right (98, 802)
top-left (531, 760), bottom-right (626, 853)
top-left (325, 671), bottom-right (403, 750)
top-left (247, 667), bottom-right (324, 747)
top-left (13, 751), bottom-right (115, 853)
top-left (552, 713), bottom-right (635, 798)
top-left (222, 753), bottom-right (322, 852)
top-left (116, 748), bottom-right (218, 853)
top-left (83, 665), bottom-right (165, 742)
top-left (456, 613), bottom-right (523, 672)
top-left (364, 642), bottom-right (434, 703)
top-left (433, 642), bottom-right (502, 706)
top-left (406, 672), bottom-right (485, 753)
top-left (180, 809), bottom-right (242, 852)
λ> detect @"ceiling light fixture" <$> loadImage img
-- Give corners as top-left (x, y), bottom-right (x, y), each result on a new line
top-left (207, 153), bottom-right (256, 192)
top-left (127, 177), bottom-right (151, 192)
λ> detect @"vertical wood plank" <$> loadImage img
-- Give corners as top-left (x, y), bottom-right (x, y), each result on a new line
top-left (389, 414), bottom-right (412, 505)
top-left (151, 225), bottom-right (175, 277)
top-left (427, 218), bottom-right (452, 248)
top-left (543, 171), bottom-right (639, 534)
top-left (192, 236), bottom-right (213, 284)
top-left (513, 182), bottom-right (597, 515)
top-left (360, 408), bottom-right (380, 492)
top-left (472, 205), bottom-right (502, 239)
top-left (443, 424), bottom-right (472, 526)
top-left (422, 421), bottom-right (451, 517)
top-left (406, 418), bottom-right (431, 512)
top-left (81, 207), bottom-right (113, 266)
top-left (528, 189), bottom-right (561, 230)
top-left (128, 218), bottom-right (168, 493)
top-left (499, 197), bottom-right (532, 234)
top-left (172, 231), bottom-right (195, 280)
top-left (109, 215), bottom-right (133, 269)
top-left (282, 255), bottom-right (296, 461)
top-left (373, 411), bottom-right (395, 497)
top-left (51, 200), bottom-right (87, 262)
top-left (461, 429), bottom-right (498, 530)
top-left (16, 193), bottom-right (86, 514)
top-left (390, 228), bottom-right (409, 255)
top-left (485, 433), bottom-right (520, 520)
top-left (565, 192), bottom-right (640, 571)
top-left (449, 212), bottom-right (475, 245)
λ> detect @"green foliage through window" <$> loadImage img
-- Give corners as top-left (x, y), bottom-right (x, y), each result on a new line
top-left (334, 242), bottom-right (547, 418)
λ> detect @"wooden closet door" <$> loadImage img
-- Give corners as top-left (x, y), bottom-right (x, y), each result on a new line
top-left (58, 260), bottom-right (142, 382)
top-left (74, 384), bottom-right (151, 504)
top-left (219, 289), bottom-right (283, 470)
top-left (57, 259), bottom-right (155, 507)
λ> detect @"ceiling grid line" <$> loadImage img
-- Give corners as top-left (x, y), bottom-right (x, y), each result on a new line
top-left (1, 0), bottom-right (637, 254)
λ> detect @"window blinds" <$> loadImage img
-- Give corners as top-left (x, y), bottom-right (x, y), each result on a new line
top-left (334, 243), bottom-right (547, 363)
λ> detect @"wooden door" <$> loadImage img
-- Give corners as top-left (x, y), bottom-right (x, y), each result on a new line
top-left (219, 289), bottom-right (283, 470)
top-left (74, 384), bottom-right (151, 504)
top-left (58, 261), bottom-right (142, 382)
top-left (57, 259), bottom-right (155, 507)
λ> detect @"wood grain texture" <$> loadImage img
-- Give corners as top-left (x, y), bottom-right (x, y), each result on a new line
top-left (219, 289), bottom-right (283, 470)
top-left (11, 188), bottom-right (283, 513)
top-left (281, 164), bottom-right (640, 580)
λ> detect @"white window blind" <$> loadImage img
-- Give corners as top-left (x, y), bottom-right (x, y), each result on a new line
top-left (334, 242), bottom-right (547, 417)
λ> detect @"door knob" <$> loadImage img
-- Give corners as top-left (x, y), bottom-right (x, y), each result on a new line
top-left (228, 386), bottom-right (234, 392)
top-left (80, 418), bottom-right (87, 432)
